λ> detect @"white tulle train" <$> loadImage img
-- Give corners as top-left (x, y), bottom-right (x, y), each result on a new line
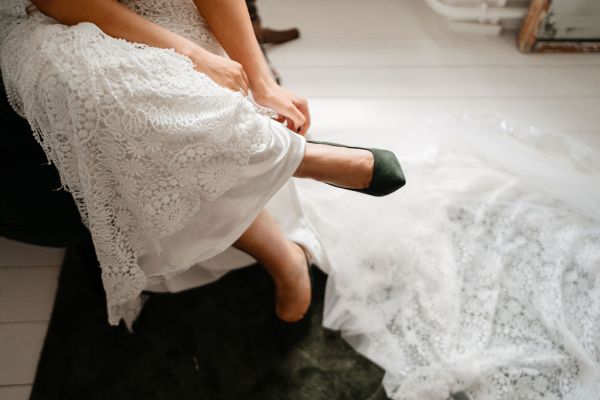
top-left (296, 114), bottom-right (600, 400)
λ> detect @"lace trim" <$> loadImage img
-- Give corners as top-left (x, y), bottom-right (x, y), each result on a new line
top-left (0, 4), bottom-right (272, 326)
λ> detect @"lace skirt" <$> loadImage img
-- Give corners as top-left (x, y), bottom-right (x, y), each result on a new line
top-left (0, 4), bottom-right (326, 326)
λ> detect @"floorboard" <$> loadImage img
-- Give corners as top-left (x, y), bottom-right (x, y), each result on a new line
top-left (0, 238), bottom-right (64, 268)
top-left (278, 66), bottom-right (600, 97)
top-left (0, 266), bottom-right (60, 323)
top-left (0, 385), bottom-right (32, 400)
top-left (305, 97), bottom-right (600, 137)
top-left (0, 323), bottom-right (48, 386)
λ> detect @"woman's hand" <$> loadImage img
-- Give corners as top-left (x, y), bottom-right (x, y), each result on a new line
top-left (190, 48), bottom-right (250, 95)
top-left (252, 82), bottom-right (311, 136)
top-left (190, 0), bottom-right (310, 134)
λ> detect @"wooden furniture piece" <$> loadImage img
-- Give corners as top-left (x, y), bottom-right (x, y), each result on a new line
top-left (518, 0), bottom-right (600, 52)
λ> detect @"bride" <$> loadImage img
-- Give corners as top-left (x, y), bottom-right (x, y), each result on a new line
top-left (0, 0), bottom-right (405, 324)
top-left (1, 1), bottom-right (598, 399)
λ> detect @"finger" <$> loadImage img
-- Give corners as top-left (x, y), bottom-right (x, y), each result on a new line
top-left (236, 76), bottom-right (248, 96)
top-left (237, 75), bottom-right (249, 96)
top-left (240, 82), bottom-right (249, 96)
top-left (240, 68), bottom-right (250, 95)
top-left (223, 77), bottom-right (239, 93)
top-left (284, 103), bottom-right (306, 133)
top-left (294, 99), bottom-right (311, 135)
top-left (285, 117), bottom-right (296, 132)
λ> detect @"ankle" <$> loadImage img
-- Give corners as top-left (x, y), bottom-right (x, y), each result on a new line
top-left (296, 142), bottom-right (374, 188)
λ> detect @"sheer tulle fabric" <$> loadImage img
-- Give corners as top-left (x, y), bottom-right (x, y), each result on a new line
top-left (297, 115), bottom-right (600, 399)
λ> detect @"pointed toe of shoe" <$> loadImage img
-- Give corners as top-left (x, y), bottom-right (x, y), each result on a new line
top-left (367, 149), bottom-right (406, 197)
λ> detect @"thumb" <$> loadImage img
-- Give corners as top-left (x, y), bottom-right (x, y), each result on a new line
top-left (285, 103), bottom-right (306, 132)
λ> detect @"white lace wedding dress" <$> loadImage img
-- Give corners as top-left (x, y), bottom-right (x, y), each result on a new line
top-left (1, 1), bottom-right (599, 399)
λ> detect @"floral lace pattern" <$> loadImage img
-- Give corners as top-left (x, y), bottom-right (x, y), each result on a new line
top-left (382, 196), bottom-right (600, 400)
top-left (302, 115), bottom-right (600, 400)
top-left (0, 0), bottom-right (272, 326)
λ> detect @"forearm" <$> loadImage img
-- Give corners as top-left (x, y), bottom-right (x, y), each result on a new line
top-left (31, 0), bottom-right (206, 62)
top-left (193, 0), bottom-right (275, 92)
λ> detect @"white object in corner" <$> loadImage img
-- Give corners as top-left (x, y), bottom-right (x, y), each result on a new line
top-left (424, 0), bottom-right (528, 35)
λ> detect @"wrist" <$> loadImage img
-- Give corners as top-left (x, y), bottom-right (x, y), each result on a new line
top-left (180, 43), bottom-right (209, 65)
top-left (251, 76), bottom-right (278, 99)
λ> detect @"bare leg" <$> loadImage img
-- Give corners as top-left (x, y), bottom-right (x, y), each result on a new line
top-left (294, 142), bottom-right (374, 189)
top-left (234, 142), bottom-right (375, 322)
top-left (233, 209), bottom-right (310, 322)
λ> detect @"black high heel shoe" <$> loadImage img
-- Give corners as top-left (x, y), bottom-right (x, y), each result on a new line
top-left (307, 140), bottom-right (406, 197)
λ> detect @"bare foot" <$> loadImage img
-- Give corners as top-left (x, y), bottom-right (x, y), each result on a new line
top-left (296, 143), bottom-right (374, 189)
top-left (273, 242), bottom-right (312, 322)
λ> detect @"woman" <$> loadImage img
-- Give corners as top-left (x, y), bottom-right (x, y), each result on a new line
top-left (0, 0), bottom-right (404, 325)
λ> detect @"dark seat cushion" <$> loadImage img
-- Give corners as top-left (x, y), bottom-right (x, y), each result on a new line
top-left (0, 75), bottom-right (88, 247)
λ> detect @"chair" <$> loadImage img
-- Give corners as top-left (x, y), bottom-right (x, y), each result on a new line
top-left (0, 75), bottom-right (89, 247)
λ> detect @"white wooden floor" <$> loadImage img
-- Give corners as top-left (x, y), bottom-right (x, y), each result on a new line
top-left (0, 238), bottom-right (64, 399)
top-left (1, 0), bottom-right (599, 398)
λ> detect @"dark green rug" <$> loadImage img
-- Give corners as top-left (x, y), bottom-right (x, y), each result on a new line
top-left (30, 240), bottom-right (388, 400)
